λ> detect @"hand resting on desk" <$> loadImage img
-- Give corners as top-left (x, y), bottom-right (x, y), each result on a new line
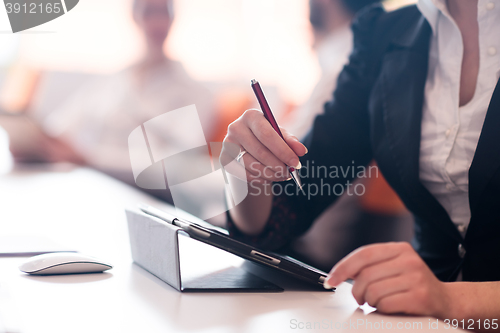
top-left (324, 242), bottom-right (500, 332)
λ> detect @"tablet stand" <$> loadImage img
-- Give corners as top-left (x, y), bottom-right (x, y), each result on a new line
top-left (125, 209), bottom-right (283, 292)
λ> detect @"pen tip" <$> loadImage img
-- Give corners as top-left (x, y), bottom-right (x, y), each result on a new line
top-left (251, 79), bottom-right (257, 85)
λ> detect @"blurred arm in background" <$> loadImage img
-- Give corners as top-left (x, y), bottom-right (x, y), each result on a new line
top-left (0, 66), bottom-right (85, 165)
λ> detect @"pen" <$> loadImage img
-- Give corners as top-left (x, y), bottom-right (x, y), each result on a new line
top-left (139, 204), bottom-right (188, 228)
top-left (250, 79), bottom-right (303, 192)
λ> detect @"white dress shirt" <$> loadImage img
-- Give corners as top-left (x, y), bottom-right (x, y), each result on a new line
top-left (418, 0), bottom-right (500, 237)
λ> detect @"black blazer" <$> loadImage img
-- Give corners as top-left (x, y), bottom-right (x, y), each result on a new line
top-left (228, 4), bottom-right (500, 283)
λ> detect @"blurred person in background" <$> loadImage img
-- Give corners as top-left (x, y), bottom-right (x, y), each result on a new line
top-left (289, 0), bottom-right (362, 139)
top-left (285, 0), bottom-right (413, 272)
top-left (7, 0), bottom-right (215, 203)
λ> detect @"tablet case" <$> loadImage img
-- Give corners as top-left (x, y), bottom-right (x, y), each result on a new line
top-left (126, 209), bottom-right (283, 292)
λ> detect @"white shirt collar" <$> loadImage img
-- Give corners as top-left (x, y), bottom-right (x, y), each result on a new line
top-left (316, 24), bottom-right (352, 73)
top-left (417, 0), bottom-right (450, 35)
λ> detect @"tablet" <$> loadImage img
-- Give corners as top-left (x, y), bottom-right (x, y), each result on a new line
top-left (139, 204), bottom-right (331, 289)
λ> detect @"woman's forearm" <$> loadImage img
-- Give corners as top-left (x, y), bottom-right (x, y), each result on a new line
top-left (227, 175), bottom-right (274, 236)
top-left (443, 281), bottom-right (500, 332)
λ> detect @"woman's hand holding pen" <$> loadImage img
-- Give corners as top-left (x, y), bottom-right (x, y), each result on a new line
top-left (222, 109), bottom-right (307, 236)
top-left (221, 109), bottom-right (307, 184)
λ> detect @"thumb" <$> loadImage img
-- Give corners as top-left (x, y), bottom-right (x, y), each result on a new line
top-left (280, 127), bottom-right (308, 157)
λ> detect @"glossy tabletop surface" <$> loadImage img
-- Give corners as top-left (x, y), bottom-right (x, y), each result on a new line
top-left (0, 166), bottom-right (463, 333)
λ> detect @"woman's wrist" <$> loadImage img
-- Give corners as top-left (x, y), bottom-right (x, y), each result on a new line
top-left (227, 175), bottom-right (274, 236)
top-left (439, 282), bottom-right (466, 320)
top-left (439, 281), bottom-right (499, 322)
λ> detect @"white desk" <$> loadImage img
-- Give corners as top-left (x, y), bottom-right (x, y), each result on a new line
top-left (0, 167), bottom-right (463, 333)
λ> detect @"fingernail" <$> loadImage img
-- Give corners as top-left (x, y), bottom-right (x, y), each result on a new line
top-left (304, 146), bottom-right (308, 154)
top-left (296, 161), bottom-right (302, 170)
top-left (323, 279), bottom-right (334, 289)
top-left (288, 158), bottom-right (300, 170)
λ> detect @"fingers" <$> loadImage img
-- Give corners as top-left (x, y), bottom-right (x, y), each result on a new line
top-left (325, 242), bottom-right (411, 288)
top-left (374, 291), bottom-right (415, 314)
top-left (238, 149), bottom-right (291, 183)
top-left (360, 275), bottom-right (411, 307)
top-left (220, 138), bottom-right (290, 183)
top-left (324, 241), bottom-right (447, 318)
top-left (351, 258), bottom-right (405, 305)
top-left (281, 127), bottom-right (308, 157)
top-left (243, 110), bottom-right (302, 169)
top-left (236, 121), bottom-right (288, 172)
top-left (367, 276), bottom-right (446, 317)
top-left (222, 109), bottom-right (308, 183)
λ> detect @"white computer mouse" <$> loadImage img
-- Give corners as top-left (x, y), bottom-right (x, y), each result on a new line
top-left (19, 252), bottom-right (112, 275)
